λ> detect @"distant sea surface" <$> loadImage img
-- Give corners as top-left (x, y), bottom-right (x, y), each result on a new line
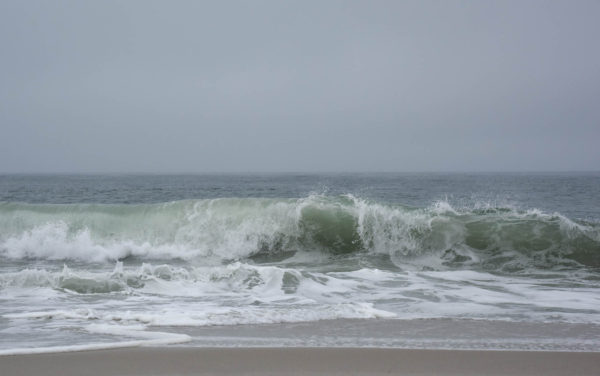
top-left (1, 173), bottom-right (599, 353)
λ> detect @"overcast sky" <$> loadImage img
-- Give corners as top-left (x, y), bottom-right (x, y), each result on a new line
top-left (1, 0), bottom-right (598, 173)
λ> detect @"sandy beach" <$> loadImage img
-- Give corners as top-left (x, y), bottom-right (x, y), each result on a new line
top-left (2, 347), bottom-right (599, 376)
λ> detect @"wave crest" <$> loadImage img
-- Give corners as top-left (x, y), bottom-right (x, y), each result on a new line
top-left (0, 196), bottom-right (598, 270)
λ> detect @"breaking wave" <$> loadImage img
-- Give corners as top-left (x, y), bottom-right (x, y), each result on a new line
top-left (0, 195), bottom-right (599, 271)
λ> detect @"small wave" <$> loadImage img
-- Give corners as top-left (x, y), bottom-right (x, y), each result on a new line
top-left (0, 324), bottom-right (191, 356)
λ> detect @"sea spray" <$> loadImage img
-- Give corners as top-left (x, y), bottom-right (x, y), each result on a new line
top-left (1, 196), bottom-right (598, 271)
top-left (2, 174), bottom-right (600, 353)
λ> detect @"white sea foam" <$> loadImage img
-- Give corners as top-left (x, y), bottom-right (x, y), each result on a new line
top-left (0, 324), bottom-right (191, 356)
top-left (3, 300), bottom-right (396, 330)
top-left (2, 261), bottom-right (599, 355)
top-left (2, 261), bottom-right (598, 326)
top-left (0, 196), bottom-right (597, 272)
top-left (1, 196), bottom-right (599, 354)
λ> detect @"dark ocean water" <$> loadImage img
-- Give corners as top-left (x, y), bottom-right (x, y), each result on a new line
top-left (2, 173), bottom-right (599, 220)
top-left (1, 173), bottom-right (599, 353)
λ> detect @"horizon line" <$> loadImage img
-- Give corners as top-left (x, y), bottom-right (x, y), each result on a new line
top-left (1, 170), bottom-right (599, 175)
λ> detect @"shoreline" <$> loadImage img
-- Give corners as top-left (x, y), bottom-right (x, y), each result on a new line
top-left (2, 317), bottom-right (599, 356)
top-left (2, 347), bottom-right (599, 376)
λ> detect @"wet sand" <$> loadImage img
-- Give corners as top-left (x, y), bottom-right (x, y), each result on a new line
top-left (1, 347), bottom-right (599, 376)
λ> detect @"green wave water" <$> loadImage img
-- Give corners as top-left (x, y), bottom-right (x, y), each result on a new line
top-left (2, 175), bottom-right (600, 353)
top-left (1, 195), bottom-right (598, 272)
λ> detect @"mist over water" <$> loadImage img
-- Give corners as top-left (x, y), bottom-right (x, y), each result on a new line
top-left (1, 174), bottom-right (599, 353)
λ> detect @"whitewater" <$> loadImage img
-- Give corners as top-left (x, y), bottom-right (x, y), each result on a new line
top-left (1, 173), bottom-right (599, 353)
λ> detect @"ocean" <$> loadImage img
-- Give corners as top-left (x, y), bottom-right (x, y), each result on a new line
top-left (1, 173), bottom-right (599, 354)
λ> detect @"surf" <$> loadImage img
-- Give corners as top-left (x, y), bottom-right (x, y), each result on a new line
top-left (0, 195), bottom-right (598, 271)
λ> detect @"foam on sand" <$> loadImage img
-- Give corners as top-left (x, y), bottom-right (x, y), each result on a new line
top-left (0, 324), bottom-right (190, 356)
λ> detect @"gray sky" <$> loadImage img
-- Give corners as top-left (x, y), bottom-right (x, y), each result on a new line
top-left (1, 0), bottom-right (599, 173)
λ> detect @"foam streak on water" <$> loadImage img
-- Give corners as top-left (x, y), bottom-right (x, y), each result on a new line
top-left (1, 174), bottom-right (599, 353)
